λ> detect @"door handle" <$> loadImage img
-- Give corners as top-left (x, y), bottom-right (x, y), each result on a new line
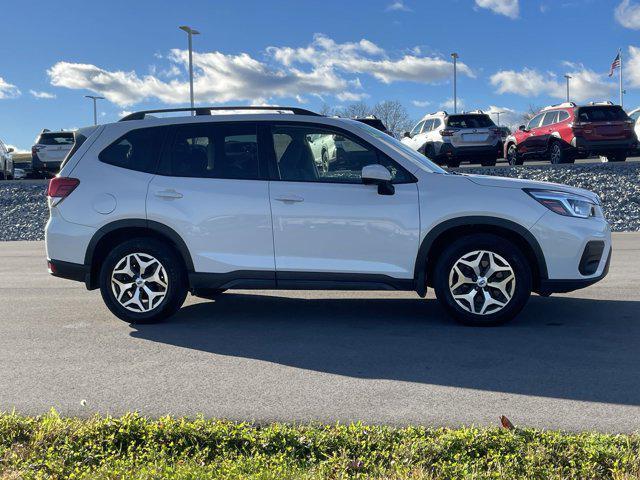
top-left (274, 195), bottom-right (304, 203)
top-left (154, 189), bottom-right (183, 199)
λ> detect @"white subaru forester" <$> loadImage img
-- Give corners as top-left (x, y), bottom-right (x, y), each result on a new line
top-left (45, 107), bottom-right (611, 326)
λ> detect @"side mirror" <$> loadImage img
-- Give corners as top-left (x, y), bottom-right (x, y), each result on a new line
top-left (7, 147), bottom-right (14, 153)
top-left (518, 125), bottom-right (526, 131)
top-left (361, 164), bottom-right (394, 195)
top-left (403, 131), bottom-right (412, 138)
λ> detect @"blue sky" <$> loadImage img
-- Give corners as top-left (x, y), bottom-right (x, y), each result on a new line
top-left (1, 0), bottom-right (639, 150)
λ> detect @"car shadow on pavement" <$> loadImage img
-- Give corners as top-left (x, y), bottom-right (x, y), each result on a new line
top-left (131, 293), bottom-right (640, 406)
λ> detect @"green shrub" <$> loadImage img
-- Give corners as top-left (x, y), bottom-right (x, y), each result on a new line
top-left (0, 411), bottom-right (638, 479)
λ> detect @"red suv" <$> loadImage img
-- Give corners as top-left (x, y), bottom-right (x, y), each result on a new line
top-left (504, 102), bottom-right (637, 165)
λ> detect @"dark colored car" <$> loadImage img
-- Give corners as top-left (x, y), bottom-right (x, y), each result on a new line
top-left (353, 117), bottom-right (393, 136)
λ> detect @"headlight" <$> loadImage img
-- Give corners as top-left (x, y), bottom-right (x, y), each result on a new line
top-left (525, 189), bottom-right (599, 219)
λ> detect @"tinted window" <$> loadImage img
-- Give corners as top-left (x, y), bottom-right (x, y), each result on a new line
top-left (558, 111), bottom-right (570, 122)
top-left (37, 132), bottom-right (74, 146)
top-left (446, 114), bottom-right (494, 129)
top-left (432, 119), bottom-right (442, 130)
top-left (99, 127), bottom-right (164, 173)
top-left (577, 106), bottom-right (629, 122)
top-left (272, 125), bottom-right (412, 184)
top-left (422, 119), bottom-right (434, 132)
top-left (541, 111), bottom-right (559, 126)
top-left (168, 123), bottom-right (259, 179)
top-left (410, 121), bottom-right (425, 136)
top-left (527, 113), bottom-right (545, 130)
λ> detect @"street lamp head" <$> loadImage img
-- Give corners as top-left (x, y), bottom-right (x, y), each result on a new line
top-left (84, 95), bottom-right (105, 100)
top-left (179, 25), bottom-right (200, 35)
top-left (451, 52), bottom-right (459, 59)
top-left (564, 74), bottom-right (572, 80)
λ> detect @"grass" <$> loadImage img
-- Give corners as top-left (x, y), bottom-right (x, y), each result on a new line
top-left (1, 412), bottom-right (639, 479)
top-left (11, 153), bottom-right (30, 166)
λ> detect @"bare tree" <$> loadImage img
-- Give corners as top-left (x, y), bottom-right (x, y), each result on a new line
top-left (521, 104), bottom-right (543, 124)
top-left (318, 103), bottom-right (336, 116)
top-left (372, 100), bottom-right (413, 138)
top-left (337, 102), bottom-right (372, 119)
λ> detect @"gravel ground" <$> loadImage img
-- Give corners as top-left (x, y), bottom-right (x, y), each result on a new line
top-left (1, 162), bottom-right (639, 241)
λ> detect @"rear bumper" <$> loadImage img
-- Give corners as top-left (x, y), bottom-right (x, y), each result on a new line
top-left (437, 142), bottom-right (502, 159)
top-left (47, 259), bottom-right (88, 283)
top-left (31, 155), bottom-right (62, 173)
top-left (570, 136), bottom-right (637, 154)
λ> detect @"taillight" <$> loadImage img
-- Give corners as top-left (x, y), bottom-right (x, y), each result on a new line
top-left (440, 129), bottom-right (456, 136)
top-left (47, 177), bottom-right (80, 198)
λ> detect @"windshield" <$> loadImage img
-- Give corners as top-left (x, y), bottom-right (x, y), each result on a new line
top-left (348, 120), bottom-right (447, 174)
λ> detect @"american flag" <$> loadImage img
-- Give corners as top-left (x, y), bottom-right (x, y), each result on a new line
top-left (609, 52), bottom-right (621, 77)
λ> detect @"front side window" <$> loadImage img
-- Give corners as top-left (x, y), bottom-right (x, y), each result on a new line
top-left (272, 125), bottom-right (412, 184)
top-left (99, 127), bottom-right (164, 173)
top-left (527, 113), bottom-right (545, 130)
top-left (168, 123), bottom-right (259, 179)
top-left (410, 121), bottom-right (425, 136)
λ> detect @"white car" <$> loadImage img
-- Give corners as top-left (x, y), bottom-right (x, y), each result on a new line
top-left (45, 106), bottom-right (611, 326)
top-left (0, 139), bottom-right (14, 180)
top-left (628, 107), bottom-right (640, 153)
top-left (31, 129), bottom-right (75, 177)
top-left (402, 111), bottom-right (503, 167)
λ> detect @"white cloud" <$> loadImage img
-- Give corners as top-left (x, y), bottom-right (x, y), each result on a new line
top-left (6, 144), bottom-right (29, 154)
top-left (440, 98), bottom-right (465, 110)
top-left (490, 66), bottom-right (614, 102)
top-left (29, 90), bottom-right (56, 99)
top-left (475, 0), bottom-right (519, 18)
top-left (615, 0), bottom-right (640, 29)
top-left (0, 77), bottom-right (21, 99)
top-left (625, 45), bottom-right (640, 87)
top-left (386, 0), bottom-right (412, 11)
top-left (412, 100), bottom-right (431, 107)
top-left (48, 34), bottom-right (474, 107)
top-left (484, 105), bottom-right (522, 128)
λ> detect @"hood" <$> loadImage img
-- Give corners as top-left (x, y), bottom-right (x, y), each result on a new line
top-left (463, 173), bottom-right (601, 204)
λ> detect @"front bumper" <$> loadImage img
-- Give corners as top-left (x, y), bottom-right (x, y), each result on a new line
top-left (570, 136), bottom-right (637, 154)
top-left (538, 246), bottom-right (611, 294)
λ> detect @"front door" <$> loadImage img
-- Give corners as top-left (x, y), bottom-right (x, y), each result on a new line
top-left (267, 124), bottom-right (420, 283)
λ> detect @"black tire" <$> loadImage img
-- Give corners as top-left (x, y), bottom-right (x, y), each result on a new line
top-left (424, 143), bottom-right (436, 160)
top-left (607, 154), bottom-right (626, 162)
top-left (446, 157), bottom-right (460, 168)
top-left (506, 144), bottom-right (523, 166)
top-left (321, 149), bottom-right (330, 172)
top-left (432, 234), bottom-right (532, 326)
top-left (99, 238), bottom-right (188, 324)
top-left (548, 141), bottom-right (566, 164)
top-left (192, 288), bottom-right (227, 300)
top-left (480, 157), bottom-right (497, 167)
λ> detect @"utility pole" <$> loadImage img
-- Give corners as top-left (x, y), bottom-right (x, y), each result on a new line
top-left (84, 95), bottom-right (104, 125)
top-left (179, 26), bottom-right (200, 114)
top-left (492, 111), bottom-right (503, 126)
top-left (619, 49), bottom-right (624, 108)
top-left (564, 75), bottom-right (571, 102)
top-left (451, 52), bottom-right (459, 113)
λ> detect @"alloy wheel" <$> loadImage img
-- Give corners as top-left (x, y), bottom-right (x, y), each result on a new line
top-left (448, 250), bottom-right (516, 315)
top-left (550, 144), bottom-right (562, 164)
top-left (110, 252), bottom-right (169, 312)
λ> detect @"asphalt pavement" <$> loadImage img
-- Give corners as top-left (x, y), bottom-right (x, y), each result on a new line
top-left (0, 235), bottom-right (639, 432)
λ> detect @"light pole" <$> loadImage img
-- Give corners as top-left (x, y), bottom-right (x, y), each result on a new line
top-left (451, 52), bottom-right (459, 113)
top-left (564, 74), bottom-right (571, 102)
top-left (492, 111), bottom-right (503, 126)
top-left (179, 25), bottom-right (200, 114)
top-left (84, 95), bottom-right (104, 125)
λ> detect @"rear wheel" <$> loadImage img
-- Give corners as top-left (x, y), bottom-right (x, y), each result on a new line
top-left (433, 234), bottom-right (532, 326)
top-left (480, 157), bottom-right (497, 167)
top-left (446, 157), bottom-right (460, 168)
top-left (99, 238), bottom-right (187, 324)
top-left (607, 153), bottom-right (627, 162)
top-left (506, 144), bottom-right (523, 166)
top-left (549, 142), bottom-right (565, 164)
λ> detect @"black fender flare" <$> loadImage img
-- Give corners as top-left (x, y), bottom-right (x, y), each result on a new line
top-left (413, 216), bottom-right (548, 296)
top-left (84, 219), bottom-right (195, 272)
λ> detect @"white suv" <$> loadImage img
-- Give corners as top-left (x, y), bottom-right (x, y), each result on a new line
top-left (402, 111), bottom-right (503, 167)
top-left (45, 106), bottom-right (611, 326)
top-left (0, 139), bottom-right (14, 180)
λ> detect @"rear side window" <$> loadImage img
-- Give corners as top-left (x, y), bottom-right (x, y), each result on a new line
top-left (37, 132), bottom-right (74, 146)
top-left (577, 106), bottom-right (628, 122)
top-left (558, 111), bottom-right (570, 122)
top-left (446, 115), bottom-right (494, 128)
top-left (167, 123), bottom-right (260, 179)
top-left (99, 127), bottom-right (165, 173)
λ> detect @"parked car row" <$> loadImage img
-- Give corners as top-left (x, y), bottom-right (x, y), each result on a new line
top-left (401, 102), bottom-right (639, 167)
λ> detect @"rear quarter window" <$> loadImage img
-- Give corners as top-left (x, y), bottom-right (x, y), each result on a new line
top-left (99, 127), bottom-right (166, 173)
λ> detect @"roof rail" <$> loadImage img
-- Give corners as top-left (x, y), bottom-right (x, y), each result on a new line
top-left (542, 102), bottom-right (576, 111)
top-left (119, 106), bottom-right (322, 121)
top-left (426, 110), bottom-right (448, 117)
top-left (465, 109), bottom-right (485, 114)
top-left (587, 101), bottom-right (614, 106)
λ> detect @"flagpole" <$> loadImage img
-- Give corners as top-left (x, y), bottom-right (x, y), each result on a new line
top-left (619, 48), bottom-right (623, 107)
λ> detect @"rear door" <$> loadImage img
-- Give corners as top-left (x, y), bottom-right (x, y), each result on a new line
top-left (266, 123), bottom-right (420, 281)
top-left (146, 121), bottom-right (275, 277)
top-left (35, 132), bottom-right (74, 163)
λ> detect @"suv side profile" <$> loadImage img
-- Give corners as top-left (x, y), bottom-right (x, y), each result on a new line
top-left (46, 106), bottom-right (611, 327)
top-left (32, 129), bottom-right (75, 177)
top-left (505, 102), bottom-right (637, 165)
top-left (401, 111), bottom-right (502, 167)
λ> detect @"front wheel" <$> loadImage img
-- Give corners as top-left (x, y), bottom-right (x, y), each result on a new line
top-left (433, 234), bottom-right (532, 326)
top-left (506, 144), bottom-right (523, 166)
top-left (99, 238), bottom-right (187, 324)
